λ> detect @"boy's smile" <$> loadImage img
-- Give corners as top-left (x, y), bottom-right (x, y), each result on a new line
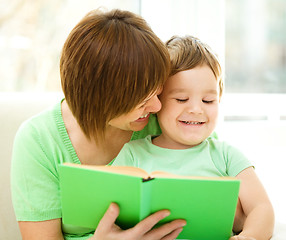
top-left (154, 64), bottom-right (219, 149)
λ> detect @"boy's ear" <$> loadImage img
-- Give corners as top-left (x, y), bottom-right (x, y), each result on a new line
top-left (218, 93), bottom-right (223, 103)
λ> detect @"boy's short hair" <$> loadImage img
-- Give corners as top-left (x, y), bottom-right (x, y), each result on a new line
top-left (166, 35), bottom-right (223, 98)
top-left (60, 9), bottom-right (170, 141)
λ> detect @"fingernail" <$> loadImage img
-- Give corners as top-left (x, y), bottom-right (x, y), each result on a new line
top-left (109, 202), bottom-right (117, 212)
top-left (181, 221), bottom-right (187, 227)
top-left (163, 210), bottom-right (171, 217)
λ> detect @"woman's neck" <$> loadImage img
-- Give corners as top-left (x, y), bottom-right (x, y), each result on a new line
top-left (61, 100), bottom-right (132, 165)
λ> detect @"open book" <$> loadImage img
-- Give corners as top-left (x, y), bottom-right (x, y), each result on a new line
top-left (59, 163), bottom-right (240, 240)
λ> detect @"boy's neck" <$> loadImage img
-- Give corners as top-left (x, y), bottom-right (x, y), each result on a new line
top-left (152, 134), bottom-right (202, 150)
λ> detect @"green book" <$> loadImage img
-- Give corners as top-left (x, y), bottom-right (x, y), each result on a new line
top-left (59, 163), bottom-right (240, 240)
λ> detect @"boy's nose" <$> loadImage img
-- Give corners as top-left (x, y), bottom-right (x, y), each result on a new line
top-left (187, 101), bottom-right (203, 114)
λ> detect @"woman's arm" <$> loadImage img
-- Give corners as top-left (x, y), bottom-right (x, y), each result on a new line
top-left (230, 167), bottom-right (275, 240)
top-left (19, 203), bottom-right (186, 240)
top-left (19, 219), bottom-right (64, 240)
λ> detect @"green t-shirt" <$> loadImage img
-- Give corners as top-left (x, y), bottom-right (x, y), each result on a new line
top-left (113, 135), bottom-right (253, 177)
top-left (11, 100), bottom-right (161, 240)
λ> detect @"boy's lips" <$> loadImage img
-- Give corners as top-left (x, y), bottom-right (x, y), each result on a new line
top-left (179, 120), bottom-right (205, 125)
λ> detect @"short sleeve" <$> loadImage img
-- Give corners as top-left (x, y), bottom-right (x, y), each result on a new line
top-left (11, 121), bottom-right (62, 221)
top-left (223, 143), bottom-right (253, 177)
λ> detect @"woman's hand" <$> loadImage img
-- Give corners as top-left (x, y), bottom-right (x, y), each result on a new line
top-left (229, 236), bottom-right (256, 240)
top-left (91, 203), bottom-right (187, 240)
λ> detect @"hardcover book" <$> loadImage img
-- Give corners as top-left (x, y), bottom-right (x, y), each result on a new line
top-left (59, 163), bottom-right (240, 240)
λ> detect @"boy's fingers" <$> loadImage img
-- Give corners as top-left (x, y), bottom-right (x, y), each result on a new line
top-left (229, 236), bottom-right (256, 240)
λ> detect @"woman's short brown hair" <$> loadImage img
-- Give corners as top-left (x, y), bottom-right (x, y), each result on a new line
top-left (60, 9), bottom-right (170, 141)
top-left (166, 35), bottom-right (223, 98)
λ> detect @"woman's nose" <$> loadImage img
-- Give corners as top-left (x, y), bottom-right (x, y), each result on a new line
top-left (146, 95), bottom-right (162, 113)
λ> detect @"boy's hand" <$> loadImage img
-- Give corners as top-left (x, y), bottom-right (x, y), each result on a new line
top-left (229, 236), bottom-right (256, 240)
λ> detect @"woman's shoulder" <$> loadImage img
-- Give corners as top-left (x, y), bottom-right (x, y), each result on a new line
top-left (12, 100), bottom-right (75, 168)
top-left (15, 101), bottom-right (62, 141)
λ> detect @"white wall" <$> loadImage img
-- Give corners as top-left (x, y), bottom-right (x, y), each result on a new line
top-left (217, 94), bottom-right (286, 224)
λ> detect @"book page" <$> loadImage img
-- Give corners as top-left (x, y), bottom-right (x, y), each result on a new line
top-left (63, 163), bottom-right (150, 178)
top-left (63, 163), bottom-right (236, 181)
top-left (151, 171), bottom-right (237, 181)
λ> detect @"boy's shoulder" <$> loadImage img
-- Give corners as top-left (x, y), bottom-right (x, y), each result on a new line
top-left (206, 135), bottom-right (244, 157)
top-left (128, 135), bottom-right (153, 147)
top-left (203, 132), bottom-right (229, 150)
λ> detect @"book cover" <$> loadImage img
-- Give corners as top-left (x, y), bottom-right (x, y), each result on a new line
top-left (59, 163), bottom-right (240, 240)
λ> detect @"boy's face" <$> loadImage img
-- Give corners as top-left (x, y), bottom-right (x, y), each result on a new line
top-left (157, 64), bottom-right (219, 149)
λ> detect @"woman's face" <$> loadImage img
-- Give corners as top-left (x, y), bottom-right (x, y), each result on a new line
top-left (108, 88), bottom-right (162, 132)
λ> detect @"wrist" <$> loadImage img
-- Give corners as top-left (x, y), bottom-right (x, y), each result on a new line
top-left (236, 232), bottom-right (256, 240)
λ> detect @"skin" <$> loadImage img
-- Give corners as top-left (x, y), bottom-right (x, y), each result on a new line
top-left (18, 88), bottom-right (187, 240)
top-left (154, 65), bottom-right (219, 149)
top-left (18, 66), bottom-right (274, 239)
top-left (154, 65), bottom-right (274, 240)
top-left (231, 167), bottom-right (274, 240)
top-left (108, 88), bottom-right (163, 132)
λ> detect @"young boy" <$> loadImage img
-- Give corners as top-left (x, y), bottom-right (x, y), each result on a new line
top-left (113, 35), bottom-right (274, 239)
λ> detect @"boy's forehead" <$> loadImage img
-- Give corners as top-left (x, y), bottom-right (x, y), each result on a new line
top-left (164, 67), bottom-right (219, 92)
top-left (167, 87), bottom-right (218, 94)
top-left (168, 88), bottom-right (187, 94)
top-left (164, 77), bottom-right (219, 96)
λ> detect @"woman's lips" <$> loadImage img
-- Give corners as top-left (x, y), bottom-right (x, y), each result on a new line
top-left (135, 113), bottom-right (150, 122)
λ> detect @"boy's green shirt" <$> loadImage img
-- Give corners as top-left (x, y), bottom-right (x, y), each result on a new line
top-left (113, 135), bottom-right (252, 178)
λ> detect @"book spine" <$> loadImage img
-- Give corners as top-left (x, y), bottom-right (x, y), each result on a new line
top-left (142, 177), bottom-right (155, 182)
top-left (139, 180), bottom-right (153, 220)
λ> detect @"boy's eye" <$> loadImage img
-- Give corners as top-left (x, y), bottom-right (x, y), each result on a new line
top-left (202, 100), bottom-right (214, 104)
top-left (176, 98), bottom-right (188, 102)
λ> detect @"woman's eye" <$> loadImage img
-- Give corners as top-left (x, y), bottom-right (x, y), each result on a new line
top-left (138, 101), bottom-right (148, 108)
top-left (139, 103), bottom-right (147, 108)
top-left (176, 99), bottom-right (188, 102)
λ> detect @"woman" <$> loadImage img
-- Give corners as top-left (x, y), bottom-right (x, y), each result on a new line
top-left (11, 9), bottom-right (186, 240)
